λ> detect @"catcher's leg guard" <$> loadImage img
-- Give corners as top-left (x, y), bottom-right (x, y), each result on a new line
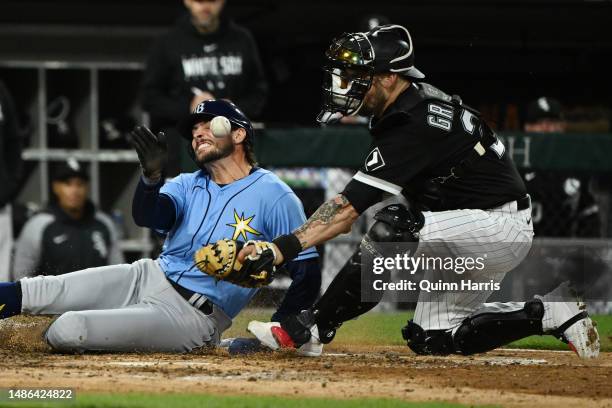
top-left (401, 320), bottom-right (454, 355)
top-left (0, 281), bottom-right (22, 319)
top-left (452, 299), bottom-right (544, 355)
top-left (278, 250), bottom-right (367, 346)
top-left (302, 204), bottom-right (423, 343)
top-left (311, 245), bottom-right (378, 342)
top-left (402, 300), bottom-right (545, 355)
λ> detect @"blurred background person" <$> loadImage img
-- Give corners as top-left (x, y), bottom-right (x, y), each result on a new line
top-left (141, 0), bottom-right (268, 176)
top-left (12, 158), bottom-right (124, 280)
top-left (524, 96), bottom-right (567, 133)
top-left (0, 79), bottom-right (24, 281)
top-left (519, 97), bottom-right (603, 302)
top-left (522, 96), bottom-right (599, 237)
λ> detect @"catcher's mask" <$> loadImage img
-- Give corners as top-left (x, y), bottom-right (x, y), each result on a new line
top-left (177, 99), bottom-right (254, 164)
top-left (317, 24), bottom-right (425, 124)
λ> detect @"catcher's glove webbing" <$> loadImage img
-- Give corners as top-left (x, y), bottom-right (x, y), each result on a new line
top-left (194, 239), bottom-right (276, 288)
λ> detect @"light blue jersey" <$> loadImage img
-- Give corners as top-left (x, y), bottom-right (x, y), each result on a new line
top-left (157, 168), bottom-right (317, 318)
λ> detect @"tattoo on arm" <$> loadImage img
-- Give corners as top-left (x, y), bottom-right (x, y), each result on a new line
top-left (293, 195), bottom-right (352, 248)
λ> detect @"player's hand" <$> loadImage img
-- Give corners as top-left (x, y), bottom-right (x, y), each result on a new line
top-left (194, 239), bottom-right (277, 288)
top-left (238, 242), bottom-right (284, 265)
top-left (128, 126), bottom-right (167, 182)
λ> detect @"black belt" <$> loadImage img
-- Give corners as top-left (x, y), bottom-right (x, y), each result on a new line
top-left (516, 194), bottom-right (531, 211)
top-left (168, 278), bottom-right (213, 315)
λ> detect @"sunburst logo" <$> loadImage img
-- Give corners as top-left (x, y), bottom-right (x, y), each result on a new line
top-left (227, 209), bottom-right (262, 241)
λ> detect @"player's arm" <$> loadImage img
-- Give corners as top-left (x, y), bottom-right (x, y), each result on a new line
top-left (132, 178), bottom-right (176, 231)
top-left (292, 194), bottom-right (359, 251)
top-left (270, 179), bottom-right (385, 264)
top-left (236, 193), bottom-right (361, 266)
top-left (129, 126), bottom-right (179, 231)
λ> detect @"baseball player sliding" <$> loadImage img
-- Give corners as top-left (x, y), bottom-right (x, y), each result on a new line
top-left (0, 100), bottom-right (320, 353)
top-left (197, 25), bottom-right (600, 358)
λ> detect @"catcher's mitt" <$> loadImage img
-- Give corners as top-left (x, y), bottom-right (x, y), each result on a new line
top-left (194, 239), bottom-right (276, 288)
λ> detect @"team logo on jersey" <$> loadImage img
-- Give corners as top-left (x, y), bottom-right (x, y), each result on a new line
top-left (227, 209), bottom-right (262, 241)
top-left (91, 231), bottom-right (108, 259)
top-left (52, 234), bottom-right (68, 245)
top-left (364, 147), bottom-right (385, 172)
top-left (203, 43), bottom-right (218, 53)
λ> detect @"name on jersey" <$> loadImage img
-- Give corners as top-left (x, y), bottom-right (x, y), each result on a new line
top-left (427, 103), bottom-right (454, 131)
top-left (181, 55), bottom-right (243, 79)
top-left (426, 103), bottom-right (506, 158)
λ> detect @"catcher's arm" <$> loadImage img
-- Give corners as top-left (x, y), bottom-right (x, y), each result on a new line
top-left (238, 194), bottom-right (359, 265)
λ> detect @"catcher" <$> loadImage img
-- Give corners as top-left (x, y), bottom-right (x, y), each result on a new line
top-left (197, 25), bottom-right (600, 359)
top-left (0, 100), bottom-right (320, 353)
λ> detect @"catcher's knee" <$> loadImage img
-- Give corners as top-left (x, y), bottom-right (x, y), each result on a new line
top-left (45, 311), bottom-right (88, 351)
top-left (369, 204), bottom-right (424, 245)
top-left (311, 205), bottom-right (424, 340)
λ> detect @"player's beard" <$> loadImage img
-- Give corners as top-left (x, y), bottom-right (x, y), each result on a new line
top-left (358, 84), bottom-right (386, 118)
top-left (194, 140), bottom-right (235, 168)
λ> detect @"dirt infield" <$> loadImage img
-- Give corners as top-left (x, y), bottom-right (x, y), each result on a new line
top-left (1, 317), bottom-right (611, 408)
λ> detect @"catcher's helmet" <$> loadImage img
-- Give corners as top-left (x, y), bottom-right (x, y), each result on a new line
top-left (177, 99), bottom-right (254, 141)
top-left (317, 24), bottom-right (425, 123)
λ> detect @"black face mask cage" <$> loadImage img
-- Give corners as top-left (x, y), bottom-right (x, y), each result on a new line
top-left (317, 33), bottom-right (375, 123)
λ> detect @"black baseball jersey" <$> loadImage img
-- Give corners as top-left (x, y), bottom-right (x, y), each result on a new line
top-left (343, 82), bottom-right (526, 213)
top-left (142, 15), bottom-right (268, 129)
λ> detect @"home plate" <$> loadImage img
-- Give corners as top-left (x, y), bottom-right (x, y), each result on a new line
top-left (477, 357), bottom-right (548, 366)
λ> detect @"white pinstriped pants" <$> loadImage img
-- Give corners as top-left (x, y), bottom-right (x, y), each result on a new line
top-left (413, 200), bottom-right (534, 331)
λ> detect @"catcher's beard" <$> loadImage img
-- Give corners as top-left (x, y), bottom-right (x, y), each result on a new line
top-left (358, 82), bottom-right (386, 118)
top-left (194, 140), bottom-right (235, 168)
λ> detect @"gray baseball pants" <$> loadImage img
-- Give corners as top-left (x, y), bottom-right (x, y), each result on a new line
top-left (19, 258), bottom-right (232, 353)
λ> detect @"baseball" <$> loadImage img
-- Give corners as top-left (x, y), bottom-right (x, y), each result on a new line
top-left (210, 115), bottom-right (231, 138)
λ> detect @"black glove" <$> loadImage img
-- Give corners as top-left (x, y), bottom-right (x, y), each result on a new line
top-left (129, 126), bottom-right (167, 181)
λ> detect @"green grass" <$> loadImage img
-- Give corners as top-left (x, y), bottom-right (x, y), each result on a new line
top-left (0, 393), bottom-right (497, 408)
top-left (227, 309), bottom-right (612, 352)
